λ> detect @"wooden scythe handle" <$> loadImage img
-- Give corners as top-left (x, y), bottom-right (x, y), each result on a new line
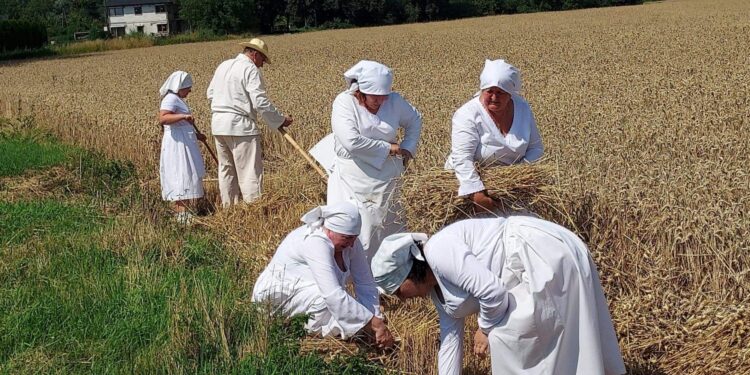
top-left (278, 128), bottom-right (328, 181)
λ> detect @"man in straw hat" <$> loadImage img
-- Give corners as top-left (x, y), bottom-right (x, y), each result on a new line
top-left (207, 38), bottom-right (293, 206)
top-left (371, 216), bottom-right (625, 375)
top-left (252, 202), bottom-right (394, 348)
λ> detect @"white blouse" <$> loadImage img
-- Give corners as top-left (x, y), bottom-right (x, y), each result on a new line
top-left (252, 226), bottom-right (382, 337)
top-left (445, 96), bottom-right (543, 196)
top-left (332, 91), bottom-right (422, 170)
top-left (424, 218), bottom-right (510, 375)
top-left (160, 93), bottom-right (192, 128)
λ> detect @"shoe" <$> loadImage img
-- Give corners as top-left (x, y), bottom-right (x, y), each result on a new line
top-left (175, 211), bottom-right (194, 225)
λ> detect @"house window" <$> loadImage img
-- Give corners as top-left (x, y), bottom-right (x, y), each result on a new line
top-left (111, 27), bottom-right (126, 37)
top-left (108, 7), bottom-right (123, 16)
top-left (155, 5), bottom-right (166, 13)
top-left (134, 6), bottom-right (142, 15)
top-left (157, 24), bottom-right (167, 33)
top-left (137, 26), bottom-right (144, 33)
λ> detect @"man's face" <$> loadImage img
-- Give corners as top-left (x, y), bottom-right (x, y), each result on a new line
top-left (249, 50), bottom-right (267, 68)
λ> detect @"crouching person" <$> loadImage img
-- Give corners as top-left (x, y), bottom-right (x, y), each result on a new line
top-left (252, 202), bottom-right (394, 348)
top-left (371, 216), bottom-right (625, 375)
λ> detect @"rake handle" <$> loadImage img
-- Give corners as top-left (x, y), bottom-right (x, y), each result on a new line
top-left (278, 127), bottom-right (328, 181)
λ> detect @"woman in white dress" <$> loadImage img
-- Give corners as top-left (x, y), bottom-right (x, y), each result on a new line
top-left (371, 217), bottom-right (625, 375)
top-left (158, 71), bottom-right (206, 223)
top-left (327, 60), bottom-right (422, 261)
top-left (445, 59), bottom-right (544, 211)
top-left (252, 202), bottom-right (394, 348)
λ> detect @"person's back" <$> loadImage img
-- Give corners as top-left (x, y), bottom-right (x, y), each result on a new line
top-left (208, 55), bottom-right (255, 117)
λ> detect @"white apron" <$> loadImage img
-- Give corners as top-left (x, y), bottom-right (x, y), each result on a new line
top-left (159, 124), bottom-right (205, 201)
top-left (327, 155), bottom-right (405, 262)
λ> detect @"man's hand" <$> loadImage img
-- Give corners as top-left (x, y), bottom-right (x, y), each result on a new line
top-left (470, 190), bottom-right (495, 211)
top-left (473, 328), bottom-right (489, 358)
top-left (280, 116), bottom-right (294, 129)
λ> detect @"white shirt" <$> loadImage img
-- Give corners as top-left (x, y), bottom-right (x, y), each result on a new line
top-left (445, 96), bottom-right (544, 196)
top-left (332, 91), bottom-right (422, 170)
top-left (424, 218), bottom-right (510, 375)
top-left (252, 226), bottom-right (382, 337)
top-left (207, 54), bottom-right (286, 136)
top-left (160, 92), bottom-right (192, 128)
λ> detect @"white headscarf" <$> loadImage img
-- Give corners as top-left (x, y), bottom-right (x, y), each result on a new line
top-left (301, 202), bottom-right (361, 236)
top-left (370, 232), bottom-right (429, 295)
top-left (159, 71), bottom-right (193, 98)
top-left (477, 59), bottom-right (521, 96)
top-left (343, 60), bottom-right (393, 95)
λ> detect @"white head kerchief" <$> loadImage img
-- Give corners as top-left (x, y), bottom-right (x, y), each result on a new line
top-left (344, 60), bottom-right (393, 95)
top-left (477, 59), bottom-right (521, 97)
top-left (301, 202), bottom-right (361, 236)
top-left (159, 71), bottom-right (193, 98)
top-left (370, 233), bottom-right (429, 295)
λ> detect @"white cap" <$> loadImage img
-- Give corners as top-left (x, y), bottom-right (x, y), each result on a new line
top-left (343, 60), bottom-right (393, 95)
top-left (479, 59), bottom-right (521, 96)
top-left (370, 232), bottom-right (429, 295)
top-left (301, 202), bottom-right (361, 236)
top-left (159, 71), bottom-right (193, 97)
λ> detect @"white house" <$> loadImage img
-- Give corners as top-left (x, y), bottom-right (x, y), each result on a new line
top-left (105, 0), bottom-right (180, 37)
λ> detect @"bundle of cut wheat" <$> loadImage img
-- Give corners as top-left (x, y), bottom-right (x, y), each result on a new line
top-left (399, 163), bottom-right (567, 234)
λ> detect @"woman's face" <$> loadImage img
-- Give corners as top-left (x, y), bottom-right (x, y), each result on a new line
top-left (480, 87), bottom-right (511, 113)
top-left (361, 93), bottom-right (388, 113)
top-left (395, 278), bottom-right (433, 300)
top-left (177, 86), bottom-right (192, 98)
top-left (325, 229), bottom-right (358, 251)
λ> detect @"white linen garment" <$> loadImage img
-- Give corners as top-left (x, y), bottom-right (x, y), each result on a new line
top-left (445, 96), bottom-right (544, 196)
top-left (425, 217), bottom-right (625, 375)
top-left (159, 93), bottom-right (205, 201)
top-left (206, 53), bottom-right (286, 136)
top-left (327, 91), bottom-right (422, 260)
top-left (252, 226), bottom-right (382, 338)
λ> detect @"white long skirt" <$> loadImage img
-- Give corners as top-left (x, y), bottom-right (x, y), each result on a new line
top-left (159, 124), bottom-right (205, 201)
top-left (489, 216), bottom-right (626, 375)
top-left (327, 156), bottom-right (405, 262)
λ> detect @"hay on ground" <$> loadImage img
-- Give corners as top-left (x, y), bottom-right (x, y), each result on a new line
top-left (399, 163), bottom-right (566, 233)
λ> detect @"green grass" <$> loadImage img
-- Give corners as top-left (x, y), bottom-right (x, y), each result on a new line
top-left (0, 126), bottom-right (382, 374)
top-left (0, 136), bottom-right (73, 177)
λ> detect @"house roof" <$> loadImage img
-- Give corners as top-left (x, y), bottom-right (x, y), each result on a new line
top-left (106, 0), bottom-right (174, 6)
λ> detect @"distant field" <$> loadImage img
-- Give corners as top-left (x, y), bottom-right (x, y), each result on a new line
top-left (1, 0), bottom-right (748, 373)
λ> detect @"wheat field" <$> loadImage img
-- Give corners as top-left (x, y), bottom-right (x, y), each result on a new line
top-left (1, 0), bottom-right (748, 373)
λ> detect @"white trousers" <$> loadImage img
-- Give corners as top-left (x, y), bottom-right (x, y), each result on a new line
top-left (214, 135), bottom-right (262, 206)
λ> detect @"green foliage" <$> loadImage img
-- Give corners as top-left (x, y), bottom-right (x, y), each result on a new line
top-left (0, 120), bottom-right (73, 176)
top-left (0, 19), bottom-right (48, 52)
top-left (0, 201), bottom-right (102, 246)
top-left (239, 314), bottom-right (383, 374)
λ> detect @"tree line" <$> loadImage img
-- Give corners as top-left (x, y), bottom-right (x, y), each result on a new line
top-left (0, 0), bottom-right (643, 42)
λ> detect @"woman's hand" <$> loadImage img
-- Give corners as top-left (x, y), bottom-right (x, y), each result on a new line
top-left (470, 190), bottom-right (495, 211)
top-left (389, 143), bottom-right (401, 156)
top-left (369, 317), bottom-right (395, 349)
top-left (182, 114), bottom-right (195, 124)
top-left (473, 328), bottom-right (489, 358)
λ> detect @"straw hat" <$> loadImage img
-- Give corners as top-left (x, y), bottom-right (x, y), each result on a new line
top-left (239, 38), bottom-right (271, 63)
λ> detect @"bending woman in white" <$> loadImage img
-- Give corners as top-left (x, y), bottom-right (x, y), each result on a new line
top-left (445, 59), bottom-right (543, 211)
top-left (371, 217), bottom-right (625, 375)
top-left (252, 202), bottom-right (394, 348)
top-left (326, 60), bottom-right (422, 261)
top-left (158, 71), bottom-right (206, 223)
